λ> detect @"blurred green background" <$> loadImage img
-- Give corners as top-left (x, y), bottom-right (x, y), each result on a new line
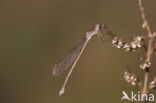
top-left (1, 0), bottom-right (156, 103)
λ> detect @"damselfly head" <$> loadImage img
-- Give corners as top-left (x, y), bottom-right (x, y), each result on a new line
top-left (86, 24), bottom-right (103, 40)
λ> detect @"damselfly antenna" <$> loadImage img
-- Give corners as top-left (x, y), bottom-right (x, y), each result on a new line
top-left (52, 24), bottom-right (104, 96)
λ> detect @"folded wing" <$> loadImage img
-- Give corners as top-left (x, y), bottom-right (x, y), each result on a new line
top-left (53, 36), bottom-right (87, 76)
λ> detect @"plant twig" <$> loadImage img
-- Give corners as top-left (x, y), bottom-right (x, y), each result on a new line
top-left (138, 0), bottom-right (155, 103)
top-left (138, 0), bottom-right (152, 37)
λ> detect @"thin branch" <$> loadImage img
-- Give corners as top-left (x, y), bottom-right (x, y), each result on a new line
top-left (138, 0), bottom-right (155, 103)
top-left (138, 0), bottom-right (152, 37)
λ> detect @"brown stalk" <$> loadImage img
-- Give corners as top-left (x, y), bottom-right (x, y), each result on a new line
top-left (138, 0), bottom-right (155, 102)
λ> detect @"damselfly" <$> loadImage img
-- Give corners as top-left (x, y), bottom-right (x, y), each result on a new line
top-left (53, 24), bottom-right (104, 96)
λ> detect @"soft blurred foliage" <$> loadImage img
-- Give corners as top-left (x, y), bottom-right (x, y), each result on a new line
top-left (0, 0), bottom-right (156, 103)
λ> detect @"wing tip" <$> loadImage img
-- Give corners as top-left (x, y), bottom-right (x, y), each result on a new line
top-left (52, 64), bottom-right (58, 76)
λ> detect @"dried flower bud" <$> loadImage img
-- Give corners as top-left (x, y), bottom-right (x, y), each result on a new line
top-left (112, 36), bottom-right (118, 46)
top-left (124, 71), bottom-right (139, 86)
top-left (117, 39), bottom-right (125, 49)
top-left (149, 77), bottom-right (156, 89)
top-left (136, 36), bottom-right (144, 42)
top-left (130, 42), bottom-right (138, 51)
top-left (111, 35), bottom-right (144, 52)
top-left (123, 43), bottom-right (131, 51)
top-left (140, 61), bottom-right (151, 69)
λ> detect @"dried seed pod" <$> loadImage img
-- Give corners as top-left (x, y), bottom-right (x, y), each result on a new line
top-left (124, 71), bottom-right (139, 86)
top-left (140, 61), bottom-right (151, 69)
top-left (134, 36), bottom-right (144, 43)
top-left (130, 42), bottom-right (138, 51)
top-left (103, 25), bottom-right (144, 52)
top-left (103, 25), bottom-right (145, 52)
top-left (111, 35), bottom-right (144, 52)
top-left (117, 39), bottom-right (125, 49)
top-left (112, 36), bottom-right (118, 46)
top-left (149, 77), bottom-right (156, 89)
top-left (123, 43), bottom-right (131, 51)
top-left (134, 36), bottom-right (144, 47)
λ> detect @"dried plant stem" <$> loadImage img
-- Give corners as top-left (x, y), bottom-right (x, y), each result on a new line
top-left (138, 0), bottom-right (152, 37)
top-left (138, 0), bottom-right (155, 103)
top-left (141, 37), bottom-right (154, 103)
top-left (142, 70), bottom-right (149, 94)
top-left (142, 36), bottom-right (154, 103)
